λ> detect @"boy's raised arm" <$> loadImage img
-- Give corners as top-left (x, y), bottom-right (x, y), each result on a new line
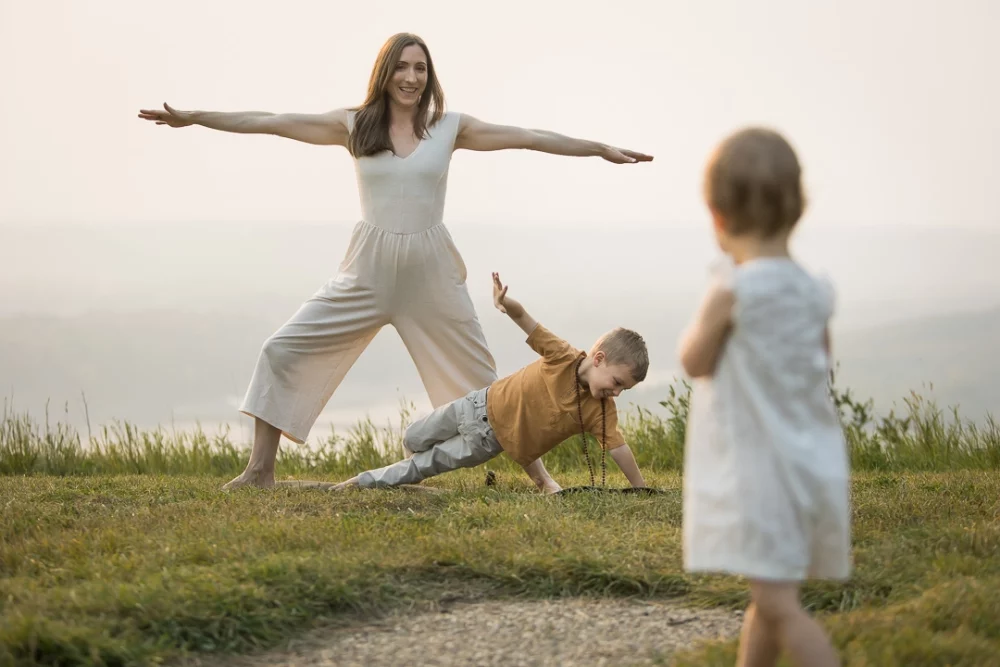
top-left (492, 272), bottom-right (538, 336)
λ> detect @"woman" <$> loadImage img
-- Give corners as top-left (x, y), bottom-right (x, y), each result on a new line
top-left (139, 33), bottom-right (653, 490)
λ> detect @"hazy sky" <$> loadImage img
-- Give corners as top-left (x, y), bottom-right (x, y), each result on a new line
top-left (1, 0), bottom-right (997, 230)
top-left (2, 0), bottom-right (999, 436)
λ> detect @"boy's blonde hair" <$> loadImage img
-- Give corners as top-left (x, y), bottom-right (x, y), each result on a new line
top-left (704, 127), bottom-right (806, 238)
top-left (594, 328), bottom-right (648, 382)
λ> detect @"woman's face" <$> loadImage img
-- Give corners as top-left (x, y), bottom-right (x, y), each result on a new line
top-left (386, 44), bottom-right (428, 109)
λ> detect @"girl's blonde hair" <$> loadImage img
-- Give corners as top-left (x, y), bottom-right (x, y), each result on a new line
top-left (704, 128), bottom-right (806, 238)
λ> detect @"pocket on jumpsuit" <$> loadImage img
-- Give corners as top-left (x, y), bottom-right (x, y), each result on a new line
top-left (426, 242), bottom-right (478, 323)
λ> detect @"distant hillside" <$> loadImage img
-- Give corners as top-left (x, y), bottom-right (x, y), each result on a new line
top-left (3, 222), bottom-right (999, 437)
top-left (0, 304), bottom-right (685, 436)
top-left (1, 303), bottom-right (997, 441)
top-left (833, 306), bottom-right (1000, 420)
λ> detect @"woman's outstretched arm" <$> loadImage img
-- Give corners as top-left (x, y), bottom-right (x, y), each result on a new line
top-left (138, 103), bottom-right (350, 146)
top-left (454, 114), bottom-right (653, 164)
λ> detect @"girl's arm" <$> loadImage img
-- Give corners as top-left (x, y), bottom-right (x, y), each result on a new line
top-left (677, 282), bottom-right (735, 378)
top-left (455, 114), bottom-right (653, 164)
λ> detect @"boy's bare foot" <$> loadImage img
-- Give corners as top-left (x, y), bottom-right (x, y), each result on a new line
top-left (273, 480), bottom-right (337, 489)
top-left (329, 477), bottom-right (360, 492)
top-left (221, 468), bottom-right (275, 491)
top-left (327, 479), bottom-right (445, 494)
top-left (398, 484), bottom-right (445, 494)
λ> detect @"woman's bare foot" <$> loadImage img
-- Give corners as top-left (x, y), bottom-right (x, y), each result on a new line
top-left (221, 467), bottom-right (275, 491)
top-left (224, 419), bottom-right (282, 491)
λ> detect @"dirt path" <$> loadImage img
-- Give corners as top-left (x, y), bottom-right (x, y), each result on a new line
top-left (215, 598), bottom-right (742, 666)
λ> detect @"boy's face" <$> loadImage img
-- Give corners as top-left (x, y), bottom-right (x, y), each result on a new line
top-left (586, 351), bottom-right (638, 399)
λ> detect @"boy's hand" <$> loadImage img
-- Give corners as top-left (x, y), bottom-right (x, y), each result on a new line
top-left (492, 272), bottom-right (508, 313)
top-left (492, 272), bottom-right (521, 317)
top-left (609, 444), bottom-right (646, 489)
top-left (492, 272), bottom-right (538, 336)
top-left (541, 480), bottom-right (563, 495)
top-left (521, 458), bottom-right (561, 494)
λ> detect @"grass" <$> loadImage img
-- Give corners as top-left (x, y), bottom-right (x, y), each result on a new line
top-left (1, 380), bottom-right (999, 666)
top-left (4, 376), bottom-right (999, 478)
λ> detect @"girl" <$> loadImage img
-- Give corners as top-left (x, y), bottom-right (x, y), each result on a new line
top-left (678, 128), bottom-right (850, 667)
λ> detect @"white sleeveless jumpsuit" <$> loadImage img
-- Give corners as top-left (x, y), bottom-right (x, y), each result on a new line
top-left (239, 111), bottom-right (498, 444)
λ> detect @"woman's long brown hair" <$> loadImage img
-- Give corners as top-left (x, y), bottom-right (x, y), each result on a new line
top-left (347, 33), bottom-right (446, 158)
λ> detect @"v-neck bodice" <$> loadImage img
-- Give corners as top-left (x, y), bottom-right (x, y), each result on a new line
top-left (346, 110), bottom-right (461, 234)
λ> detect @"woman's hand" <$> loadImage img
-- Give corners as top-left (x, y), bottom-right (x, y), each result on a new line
top-left (138, 103), bottom-right (195, 128)
top-left (599, 145), bottom-right (654, 164)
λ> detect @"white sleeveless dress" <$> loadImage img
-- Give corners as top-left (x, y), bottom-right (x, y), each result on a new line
top-left (682, 257), bottom-right (852, 582)
top-left (239, 111), bottom-right (498, 444)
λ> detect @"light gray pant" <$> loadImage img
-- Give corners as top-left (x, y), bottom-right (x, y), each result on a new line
top-left (357, 387), bottom-right (502, 488)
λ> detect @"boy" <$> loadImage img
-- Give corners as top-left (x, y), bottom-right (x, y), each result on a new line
top-left (331, 272), bottom-right (649, 493)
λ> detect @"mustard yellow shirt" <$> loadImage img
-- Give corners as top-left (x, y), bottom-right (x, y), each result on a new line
top-left (486, 324), bottom-right (626, 466)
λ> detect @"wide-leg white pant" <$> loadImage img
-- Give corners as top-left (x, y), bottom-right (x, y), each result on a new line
top-left (239, 221), bottom-right (498, 444)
